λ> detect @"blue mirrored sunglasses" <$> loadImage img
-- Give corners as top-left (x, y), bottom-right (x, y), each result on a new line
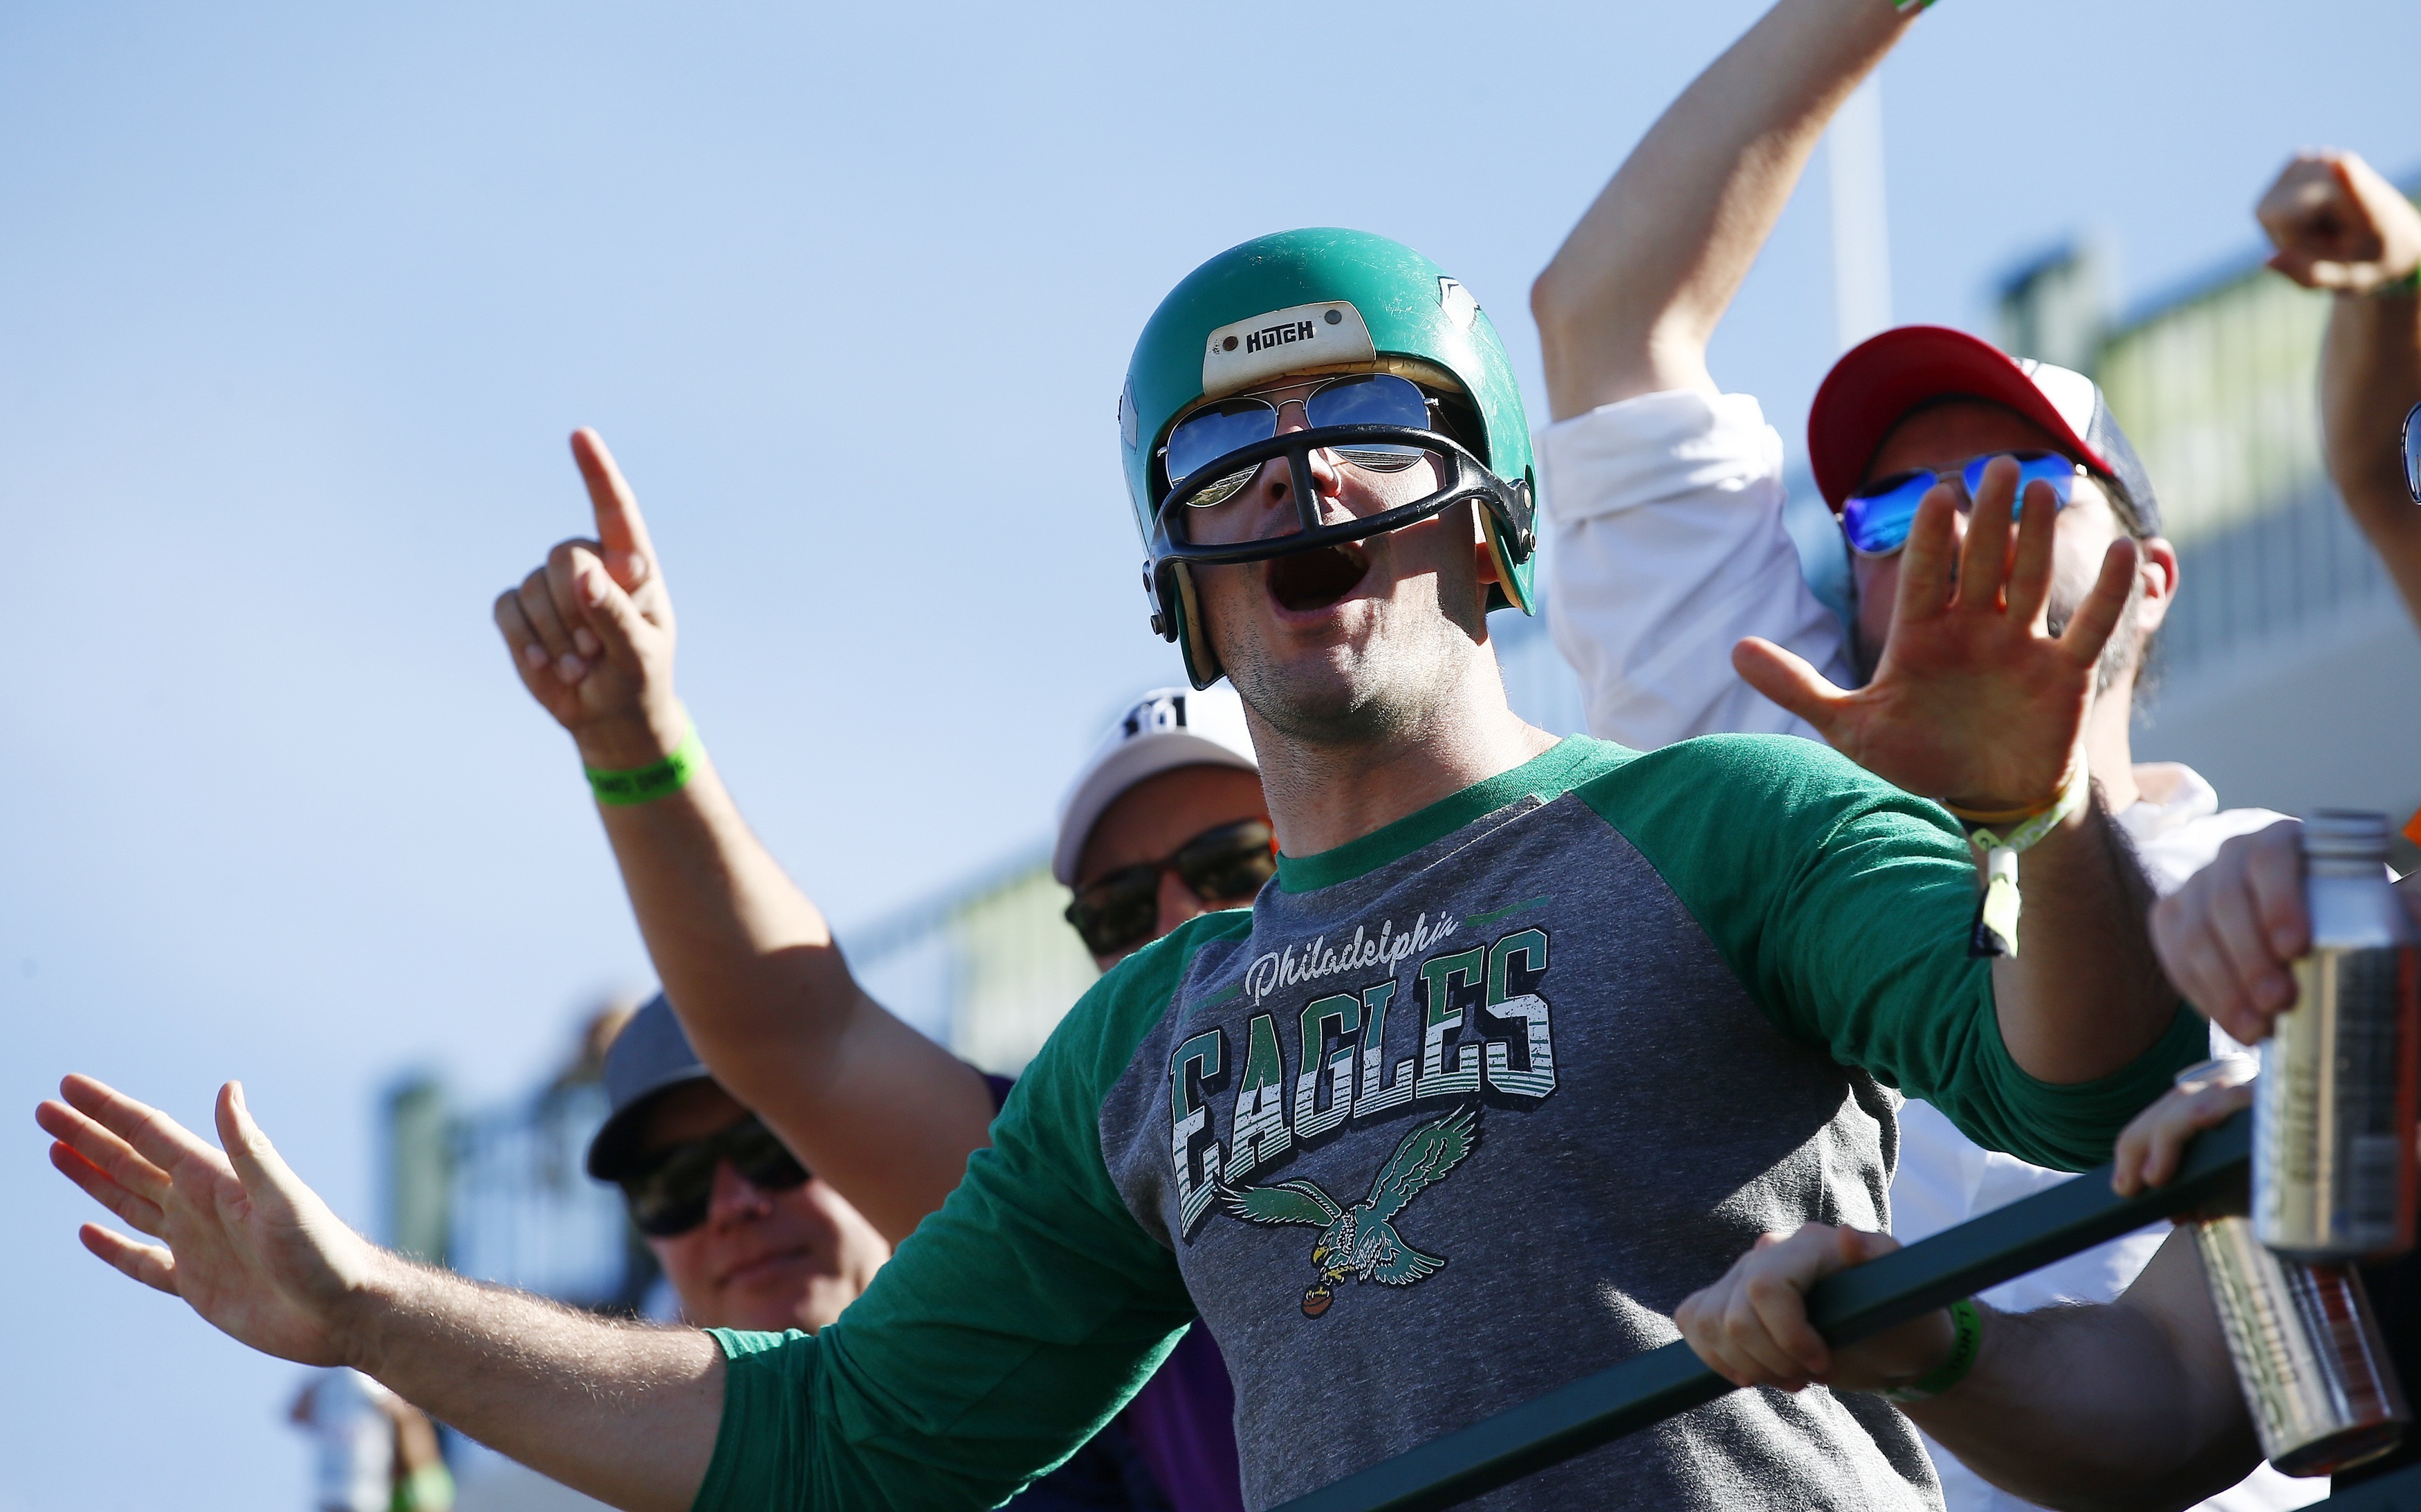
top-left (1161, 374), bottom-right (1435, 509)
top-left (2403, 402), bottom-right (2420, 504)
top-left (1840, 450), bottom-right (2088, 557)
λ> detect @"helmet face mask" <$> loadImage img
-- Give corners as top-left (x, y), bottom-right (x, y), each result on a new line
top-left (1121, 230), bottom-right (1538, 689)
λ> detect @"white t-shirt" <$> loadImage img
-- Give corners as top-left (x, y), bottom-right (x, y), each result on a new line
top-left (293, 1367), bottom-right (398, 1512)
top-left (1539, 389), bottom-right (2316, 1512)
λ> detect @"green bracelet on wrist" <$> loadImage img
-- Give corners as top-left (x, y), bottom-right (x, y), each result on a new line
top-left (585, 723), bottom-right (703, 806)
top-left (1881, 1297), bottom-right (1983, 1403)
top-left (2375, 266), bottom-right (2421, 298)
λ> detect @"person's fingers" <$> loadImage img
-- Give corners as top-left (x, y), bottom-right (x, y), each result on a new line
top-left (37, 1096), bottom-right (173, 1207)
top-left (2245, 823), bottom-right (2313, 964)
top-left (80, 1222), bottom-right (178, 1296)
top-left (492, 589), bottom-right (555, 682)
top-left (2149, 1082), bottom-right (2255, 1191)
top-left (2155, 901), bottom-right (2266, 1044)
top-left (217, 1082), bottom-right (305, 1217)
top-left (571, 430), bottom-right (658, 593)
top-left (2265, 249), bottom-right (2328, 290)
top-left (1732, 638), bottom-right (1854, 736)
top-left (2054, 537), bottom-right (2139, 670)
top-left (1724, 1273), bottom-right (1817, 1388)
top-left (1744, 1239), bottom-right (1834, 1379)
top-left (515, 566), bottom-right (588, 686)
top-left (1954, 458), bottom-right (2018, 612)
top-left (544, 540), bottom-right (606, 661)
top-left (1892, 486), bottom-right (1963, 627)
top-left (2202, 867), bottom-right (2299, 1029)
top-left (55, 1076), bottom-right (216, 1179)
top-left (48, 1140), bottom-right (169, 1237)
top-left (569, 546), bottom-right (651, 672)
top-left (2003, 479), bottom-right (2061, 629)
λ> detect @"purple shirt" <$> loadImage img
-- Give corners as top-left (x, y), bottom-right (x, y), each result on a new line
top-left (986, 1072), bottom-right (1244, 1512)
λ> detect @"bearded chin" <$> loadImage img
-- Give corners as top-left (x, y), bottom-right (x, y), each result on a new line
top-left (2047, 567), bottom-right (2148, 697)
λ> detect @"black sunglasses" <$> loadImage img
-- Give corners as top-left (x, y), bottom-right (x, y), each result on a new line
top-left (618, 1113), bottom-right (809, 1237)
top-left (1064, 818), bottom-right (1277, 959)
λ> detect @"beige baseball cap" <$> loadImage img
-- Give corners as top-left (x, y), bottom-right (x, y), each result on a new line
top-left (1052, 686), bottom-right (1259, 886)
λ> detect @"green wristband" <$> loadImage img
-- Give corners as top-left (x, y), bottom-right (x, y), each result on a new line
top-left (2375, 266), bottom-right (2421, 298)
top-left (1881, 1297), bottom-right (1983, 1403)
top-left (1893, 0), bottom-right (1936, 12)
top-left (585, 723), bottom-right (703, 806)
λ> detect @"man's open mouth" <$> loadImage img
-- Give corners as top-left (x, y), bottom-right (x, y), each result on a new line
top-left (1267, 543), bottom-right (1370, 613)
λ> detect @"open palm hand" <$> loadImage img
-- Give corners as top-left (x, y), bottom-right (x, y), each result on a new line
top-left (1735, 458), bottom-right (2136, 811)
top-left (38, 1075), bottom-right (382, 1367)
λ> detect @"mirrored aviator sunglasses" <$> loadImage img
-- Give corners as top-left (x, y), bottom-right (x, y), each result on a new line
top-left (620, 1114), bottom-right (811, 1237)
top-left (2403, 402), bottom-right (2421, 504)
top-left (1161, 374), bottom-right (1435, 510)
top-left (1062, 818), bottom-right (1278, 959)
top-left (1840, 450), bottom-right (2087, 557)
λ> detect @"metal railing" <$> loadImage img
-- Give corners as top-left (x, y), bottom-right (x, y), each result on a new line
top-left (1277, 1111), bottom-right (2256, 1512)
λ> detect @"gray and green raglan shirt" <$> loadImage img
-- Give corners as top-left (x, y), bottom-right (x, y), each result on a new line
top-left (697, 735), bottom-right (2205, 1512)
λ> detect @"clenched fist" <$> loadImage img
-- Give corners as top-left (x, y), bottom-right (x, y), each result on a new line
top-left (2257, 149), bottom-right (2421, 296)
top-left (495, 430), bottom-right (685, 770)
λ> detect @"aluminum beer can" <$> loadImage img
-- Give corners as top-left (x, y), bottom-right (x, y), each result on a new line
top-left (2197, 1216), bottom-right (2408, 1476)
top-left (2253, 811), bottom-right (2421, 1260)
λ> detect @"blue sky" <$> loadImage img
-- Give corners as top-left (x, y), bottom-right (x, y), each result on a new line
top-left (7, 2), bottom-right (2420, 1505)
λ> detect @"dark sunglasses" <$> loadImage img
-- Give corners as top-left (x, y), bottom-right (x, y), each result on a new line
top-left (618, 1113), bottom-right (809, 1237)
top-left (1841, 450), bottom-right (2088, 557)
top-left (1063, 818), bottom-right (1277, 959)
top-left (2404, 402), bottom-right (2420, 504)
top-left (1162, 374), bottom-right (1437, 510)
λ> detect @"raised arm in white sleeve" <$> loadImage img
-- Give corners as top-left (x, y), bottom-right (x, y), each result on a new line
top-left (1542, 388), bottom-right (1849, 748)
top-left (1529, 0), bottom-right (1904, 750)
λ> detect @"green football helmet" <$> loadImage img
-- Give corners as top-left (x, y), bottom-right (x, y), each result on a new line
top-left (1119, 229), bottom-right (1537, 689)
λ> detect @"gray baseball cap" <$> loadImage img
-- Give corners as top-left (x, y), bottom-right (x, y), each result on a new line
top-left (584, 993), bottom-right (714, 1181)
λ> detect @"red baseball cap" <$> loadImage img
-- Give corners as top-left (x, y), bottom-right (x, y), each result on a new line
top-left (1806, 324), bottom-right (2160, 533)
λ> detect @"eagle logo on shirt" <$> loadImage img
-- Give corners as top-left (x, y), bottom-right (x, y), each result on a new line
top-left (1219, 1106), bottom-right (1479, 1317)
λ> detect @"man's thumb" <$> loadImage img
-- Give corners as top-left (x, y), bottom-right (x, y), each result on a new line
top-left (1733, 637), bottom-right (1848, 731)
top-left (219, 1082), bottom-right (301, 1202)
top-left (574, 551), bottom-right (652, 670)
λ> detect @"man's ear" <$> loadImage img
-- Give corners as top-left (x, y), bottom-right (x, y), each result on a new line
top-left (2135, 535), bottom-right (2180, 635)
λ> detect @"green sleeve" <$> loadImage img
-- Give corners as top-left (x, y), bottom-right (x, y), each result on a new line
top-left (692, 915), bottom-right (1245, 1512)
top-left (1578, 734), bottom-right (2202, 1172)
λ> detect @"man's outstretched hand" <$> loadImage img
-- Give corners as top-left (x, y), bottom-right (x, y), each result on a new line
top-left (1735, 458), bottom-right (2136, 811)
top-left (494, 430), bottom-right (683, 771)
top-left (2258, 149), bottom-right (2421, 296)
top-left (37, 1076), bottom-right (381, 1367)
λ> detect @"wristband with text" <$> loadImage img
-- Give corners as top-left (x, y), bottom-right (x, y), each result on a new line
top-left (1881, 1297), bottom-right (1983, 1403)
top-left (1945, 761), bottom-right (2090, 959)
top-left (585, 723), bottom-right (703, 806)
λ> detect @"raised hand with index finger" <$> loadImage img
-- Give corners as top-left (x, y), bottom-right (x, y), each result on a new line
top-left (493, 430), bottom-right (685, 771)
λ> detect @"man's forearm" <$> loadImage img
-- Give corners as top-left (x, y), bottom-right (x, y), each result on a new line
top-left (1990, 800), bottom-right (2175, 1082)
top-left (2322, 287), bottom-right (2421, 619)
top-left (1532, 0), bottom-right (1912, 418)
top-left (590, 734), bottom-right (996, 1241)
top-left (1904, 1235), bottom-right (2257, 1512)
top-left (348, 1252), bottom-right (725, 1512)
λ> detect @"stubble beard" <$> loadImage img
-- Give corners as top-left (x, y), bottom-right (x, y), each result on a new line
top-left (1214, 564), bottom-right (1483, 755)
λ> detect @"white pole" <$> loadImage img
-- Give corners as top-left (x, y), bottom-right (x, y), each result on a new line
top-left (1828, 74), bottom-right (1893, 352)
